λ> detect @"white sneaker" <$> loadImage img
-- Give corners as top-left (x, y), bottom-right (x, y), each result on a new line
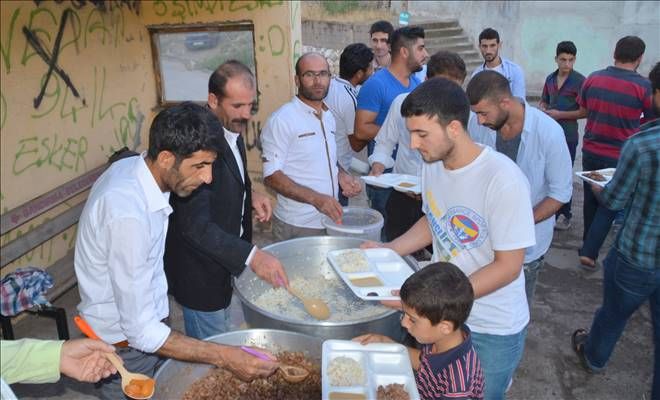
top-left (555, 215), bottom-right (571, 231)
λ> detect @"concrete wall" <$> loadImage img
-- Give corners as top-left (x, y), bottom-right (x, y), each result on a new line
top-left (406, 1), bottom-right (660, 94)
top-left (1, 0), bottom-right (300, 272)
top-left (302, 20), bottom-right (373, 50)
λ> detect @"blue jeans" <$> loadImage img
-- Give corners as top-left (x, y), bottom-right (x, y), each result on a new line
top-left (523, 257), bottom-right (544, 307)
top-left (472, 326), bottom-right (528, 400)
top-left (366, 186), bottom-right (392, 240)
top-left (583, 247), bottom-right (659, 398)
top-left (182, 306), bottom-right (230, 340)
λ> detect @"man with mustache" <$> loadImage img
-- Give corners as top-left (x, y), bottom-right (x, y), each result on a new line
top-left (262, 53), bottom-right (361, 241)
top-left (164, 61), bottom-right (288, 340)
top-left (467, 70), bottom-right (573, 307)
top-left (470, 28), bottom-right (526, 100)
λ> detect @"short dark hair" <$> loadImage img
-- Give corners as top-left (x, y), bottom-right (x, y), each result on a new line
top-left (401, 77), bottom-right (470, 129)
top-left (294, 52), bottom-right (329, 76)
top-left (427, 51), bottom-right (467, 83)
top-left (478, 28), bottom-right (500, 43)
top-left (390, 26), bottom-right (425, 58)
top-left (466, 70), bottom-right (512, 105)
top-left (369, 20), bottom-right (394, 36)
top-left (400, 262), bottom-right (474, 328)
top-left (339, 43), bottom-right (374, 80)
top-left (614, 35), bottom-right (646, 63)
top-left (556, 41), bottom-right (577, 57)
top-left (650, 61), bottom-right (660, 92)
top-left (208, 60), bottom-right (255, 100)
top-left (147, 102), bottom-right (221, 161)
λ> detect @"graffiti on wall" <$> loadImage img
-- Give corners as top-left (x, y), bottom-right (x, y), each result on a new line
top-left (152, 0), bottom-right (283, 23)
top-left (1, 2), bottom-right (144, 179)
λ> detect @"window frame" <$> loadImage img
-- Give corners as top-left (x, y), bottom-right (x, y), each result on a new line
top-left (148, 23), bottom-right (257, 107)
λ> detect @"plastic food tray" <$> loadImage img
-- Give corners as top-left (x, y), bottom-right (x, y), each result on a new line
top-left (322, 340), bottom-right (420, 400)
top-left (361, 173), bottom-right (421, 194)
top-left (576, 168), bottom-right (616, 188)
top-left (327, 248), bottom-right (414, 301)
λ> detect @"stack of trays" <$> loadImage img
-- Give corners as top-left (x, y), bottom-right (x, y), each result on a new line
top-left (326, 248), bottom-right (415, 301)
top-left (322, 340), bottom-right (420, 400)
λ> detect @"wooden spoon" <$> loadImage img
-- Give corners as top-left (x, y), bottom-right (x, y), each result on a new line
top-left (74, 316), bottom-right (155, 399)
top-left (239, 346), bottom-right (310, 383)
top-left (277, 276), bottom-right (331, 320)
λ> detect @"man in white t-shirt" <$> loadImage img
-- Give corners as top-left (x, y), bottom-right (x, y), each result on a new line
top-left (366, 78), bottom-right (535, 400)
top-left (324, 43), bottom-right (374, 206)
top-left (262, 53), bottom-right (361, 241)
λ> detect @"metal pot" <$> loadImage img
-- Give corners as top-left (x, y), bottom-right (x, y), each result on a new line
top-left (153, 329), bottom-right (323, 400)
top-left (233, 236), bottom-right (419, 340)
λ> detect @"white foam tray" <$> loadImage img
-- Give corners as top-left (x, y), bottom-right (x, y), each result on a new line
top-left (327, 248), bottom-right (414, 301)
top-left (322, 340), bottom-right (420, 400)
top-left (575, 168), bottom-right (615, 188)
top-left (361, 173), bottom-right (421, 194)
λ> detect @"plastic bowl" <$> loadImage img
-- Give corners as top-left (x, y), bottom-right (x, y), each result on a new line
top-left (322, 206), bottom-right (383, 241)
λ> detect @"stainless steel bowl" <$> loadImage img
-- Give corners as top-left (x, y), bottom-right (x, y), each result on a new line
top-left (233, 236), bottom-right (419, 340)
top-left (154, 329), bottom-right (323, 400)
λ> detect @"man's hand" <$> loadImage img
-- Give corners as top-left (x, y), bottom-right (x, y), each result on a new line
top-left (312, 193), bottom-right (343, 223)
top-left (251, 190), bottom-right (272, 223)
top-left (217, 345), bottom-right (279, 381)
top-left (369, 162), bottom-right (386, 177)
top-left (250, 248), bottom-right (289, 288)
top-left (352, 333), bottom-right (395, 345)
top-left (360, 240), bottom-right (385, 249)
top-left (590, 183), bottom-right (604, 195)
top-left (339, 170), bottom-right (361, 198)
top-left (544, 108), bottom-right (561, 120)
top-left (59, 339), bottom-right (117, 383)
top-left (379, 289), bottom-right (403, 310)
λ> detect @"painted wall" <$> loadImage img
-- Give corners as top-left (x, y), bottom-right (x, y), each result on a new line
top-left (1, 0), bottom-right (300, 272)
top-left (406, 1), bottom-right (660, 94)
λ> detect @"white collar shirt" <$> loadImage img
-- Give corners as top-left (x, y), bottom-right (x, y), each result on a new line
top-left (224, 127), bottom-right (246, 236)
top-left (325, 77), bottom-right (358, 171)
top-left (471, 56), bottom-right (526, 100)
top-left (75, 154), bottom-right (172, 353)
top-left (469, 101), bottom-right (573, 262)
top-left (261, 96), bottom-right (338, 229)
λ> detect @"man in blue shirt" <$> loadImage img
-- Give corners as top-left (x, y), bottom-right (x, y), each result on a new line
top-left (467, 70), bottom-right (573, 307)
top-left (351, 26), bottom-right (428, 235)
top-left (572, 62), bottom-right (660, 399)
top-left (470, 28), bottom-right (526, 100)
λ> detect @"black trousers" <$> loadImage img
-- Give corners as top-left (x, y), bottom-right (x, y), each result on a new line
top-left (384, 190), bottom-right (424, 242)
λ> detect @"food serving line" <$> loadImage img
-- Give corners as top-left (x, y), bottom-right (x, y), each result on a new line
top-left (154, 208), bottom-right (423, 400)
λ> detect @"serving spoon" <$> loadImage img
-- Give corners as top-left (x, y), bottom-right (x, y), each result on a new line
top-left (239, 346), bottom-right (310, 383)
top-left (277, 276), bottom-right (331, 320)
top-left (74, 316), bottom-right (155, 399)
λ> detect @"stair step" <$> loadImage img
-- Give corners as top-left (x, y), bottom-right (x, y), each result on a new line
top-left (425, 35), bottom-right (473, 46)
top-left (415, 20), bottom-right (460, 30)
top-left (426, 42), bottom-right (474, 52)
top-left (424, 27), bottom-right (464, 38)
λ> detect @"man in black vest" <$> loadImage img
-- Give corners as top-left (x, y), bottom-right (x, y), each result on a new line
top-left (165, 61), bottom-right (288, 339)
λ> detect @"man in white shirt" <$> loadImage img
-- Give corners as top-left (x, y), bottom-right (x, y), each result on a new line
top-left (262, 53), bottom-right (361, 241)
top-left (75, 103), bottom-right (279, 399)
top-left (467, 71), bottom-right (573, 307)
top-left (369, 20), bottom-right (394, 72)
top-left (324, 43), bottom-right (374, 206)
top-left (165, 61), bottom-right (288, 340)
top-left (470, 28), bottom-right (526, 100)
top-left (368, 78), bottom-right (535, 399)
top-left (370, 50), bottom-right (467, 242)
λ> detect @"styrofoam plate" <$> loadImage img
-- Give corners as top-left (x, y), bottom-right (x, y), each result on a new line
top-left (322, 340), bottom-right (420, 400)
top-left (575, 168), bottom-right (615, 188)
top-left (361, 173), bottom-right (421, 194)
top-left (327, 248), bottom-right (414, 301)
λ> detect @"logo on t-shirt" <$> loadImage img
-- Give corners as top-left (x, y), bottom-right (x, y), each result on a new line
top-left (445, 206), bottom-right (487, 250)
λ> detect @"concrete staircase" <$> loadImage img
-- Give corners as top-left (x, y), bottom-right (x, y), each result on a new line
top-left (418, 20), bottom-right (483, 77)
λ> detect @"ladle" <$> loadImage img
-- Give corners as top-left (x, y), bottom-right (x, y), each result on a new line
top-left (277, 276), bottom-right (331, 320)
top-left (239, 346), bottom-right (310, 383)
top-left (74, 316), bottom-right (155, 399)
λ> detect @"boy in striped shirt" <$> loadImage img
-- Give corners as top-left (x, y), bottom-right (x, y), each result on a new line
top-left (355, 263), bottom-right (484, 399)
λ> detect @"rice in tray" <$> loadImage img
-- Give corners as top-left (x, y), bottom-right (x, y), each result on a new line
top-left (252, 260), bottom-right (388, 323)
top-left (334, 249), bottom-right (371, 272)
top-left (327, 356), bottom-right (365, 386)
